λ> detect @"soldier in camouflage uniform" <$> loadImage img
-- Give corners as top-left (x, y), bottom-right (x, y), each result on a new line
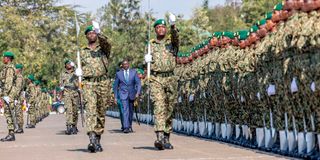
top-left (0, 52), bottom-right (17, 141)
top-left (144, 15), bottom-right (179, 150)
top-left (14, 64), bottom-right (25, 134)
top-left (60, 60), bottom-right (79, 135)
top-left (75, 23), bottom-right (112, 153)
top-left (26, 74), bottom-right (37, 129)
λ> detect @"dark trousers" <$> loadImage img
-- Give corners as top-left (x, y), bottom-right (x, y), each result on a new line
top-left (120, 98), bottom-right (134, 129)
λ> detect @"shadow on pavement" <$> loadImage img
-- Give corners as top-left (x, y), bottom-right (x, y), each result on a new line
top-left (56, 130), bottom-right (67, 135)
top-left (108, 129), bottom-right (124, 134)
top-left (67, 148), bottom-right (90, 153)
top-left (133, 146), bottom-right (159, 151)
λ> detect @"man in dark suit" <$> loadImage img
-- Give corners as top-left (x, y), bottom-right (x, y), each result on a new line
top-left (113, 59), bottom-right (141, 133)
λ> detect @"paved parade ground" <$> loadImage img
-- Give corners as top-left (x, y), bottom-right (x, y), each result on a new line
top-left (0, 114), bottom-right (290, 160)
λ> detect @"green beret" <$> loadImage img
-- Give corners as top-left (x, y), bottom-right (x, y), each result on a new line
top-left (185, 52), bottom-right (191, 57)
top-left (222, 31), bottom-right (235, 39)
top-left (250, 25), bottom-right (259, 33)
top-left (64, 59), bottom-right (71, 65)
top-left (237, 30), bottom-right (250, 40)
top-left (34, 80), bottom-right (41, 86)
top-left (265, 12), bottom-right (273, 20)
top-left (177, 52), bottom-right (183, 57)
top-left (15, 64), bottom-right (23, 69)
top-left (27, 74), bottom-right (35, 81)
top-left (274, 2), bottom-right (283, 11)
top-left (213, 32), bottom-right (222, 38)
top-left (84, 25), bottom-right (94, 35)
top-left (3, 51), bottom-right (14, 59)
top-left (257, 19), bottom-right (266, 26)
top-left (41, 88), bottom-right (48, 92)
top-left (137, 69), bottom-right (144, 75)
top-left (153, 19), bottom-right (166, 28)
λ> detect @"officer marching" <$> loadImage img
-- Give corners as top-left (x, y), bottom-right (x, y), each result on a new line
top-left (144, 13), bottom-right (180, 150)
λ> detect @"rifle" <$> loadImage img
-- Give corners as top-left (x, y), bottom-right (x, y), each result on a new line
top-left (134, 99), bottom-right (141, 125)
top-left (75, 13), bottom-right (85, 127)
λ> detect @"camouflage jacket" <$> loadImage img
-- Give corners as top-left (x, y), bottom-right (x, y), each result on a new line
top-left (150, 27), bottom-right (179, 72)
top-left (0, 63), bottom-right (16, 99)
top-left (60, 69), bottom-right (77, 90)
top-left (26, 83), bottom-right (36, 104)
top-left (81, 34), bottom-right (111, 78)
top-left (14, 73), bottom-right (25, 100)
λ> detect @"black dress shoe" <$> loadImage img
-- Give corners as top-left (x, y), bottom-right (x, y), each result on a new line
top-left (129, 128), bottom-right (133, 133)
top-left (0, 134), bottom-right (15, 142)
top-left (123, 128), bottom-right (130, 134)
top-left (15, 128), bottom-right (24, 134)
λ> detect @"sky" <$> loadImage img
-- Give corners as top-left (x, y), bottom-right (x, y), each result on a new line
top-left (58, 0), bottom-right (226, 19)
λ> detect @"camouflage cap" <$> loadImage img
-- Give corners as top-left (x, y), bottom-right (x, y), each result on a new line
top-left (153, 19), bottom-right (166, 28)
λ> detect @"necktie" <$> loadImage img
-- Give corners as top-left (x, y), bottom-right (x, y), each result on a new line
top-left (125, 70), bottom-right (129, 82)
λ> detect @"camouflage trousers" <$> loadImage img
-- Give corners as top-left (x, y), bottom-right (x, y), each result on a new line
top-left (28, 103), bottom-right (36, 126)
top-left (64, 90), bottom-right (79, 126)
top-left (14, 100), bottom-right (24, 129)
top-left (150, 75), bottom-right (178, 134)
top-left (4, 102), bottom-right (15, 131)
top-left (83, 79), bottom-right (112, 135)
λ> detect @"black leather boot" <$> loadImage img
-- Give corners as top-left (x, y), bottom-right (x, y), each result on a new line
top-left (65, 125), bottom-right (72, 135)
top-left (15, 128), bottom-right (24, 134)
top-left (88, 132), bottom-right (97, 153)
top-left (96, 135), bottom-right (103, 152)
top-left (154, 131), bottom-right (165, 150)
top-left (164, 132), bottom-right (174, 149)
top-left (0, 131), bottom-right (15, 142)
top-left (71, 125), bottom-right (78, 134)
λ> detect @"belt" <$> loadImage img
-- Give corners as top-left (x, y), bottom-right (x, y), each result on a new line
top-left (151, 71), bottom-right (174, 78)
top-left (83, 76), bottom-right (108, 82)
top-left (64, 86), bottom-right (77, 90)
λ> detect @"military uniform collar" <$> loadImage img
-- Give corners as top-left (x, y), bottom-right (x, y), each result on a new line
top-left (84, 41), bottom-right (101, 51)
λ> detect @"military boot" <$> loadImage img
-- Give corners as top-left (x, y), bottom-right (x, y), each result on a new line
top-left (71, 125), bottom-right (78, 135)
top-left (0, 131), bottom-right (15, 142)
top-left (65, 125), bottom-right (72, 135)
top-left (88, 132), bottom-right (97, 153)
top-left (14, 128), bottom-right (24, 134)
top-left (164, 132), bottom-right (174, 149)
top-left (154, 131), bottom-right (165, 150)
top-left (96, 135), bottom-right (103, 152)
top-left (26, 124), bottom-right (35, 129)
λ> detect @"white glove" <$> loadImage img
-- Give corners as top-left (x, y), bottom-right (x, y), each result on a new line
top-left (92, 21), bottom-right (101, 34)
top-left (240, 95), bottom-right (245, 102)
top-left (75, 68), bottom-right (83, 77)
top-left (70, 62), bottom-right (75, 67)
top-left (311, 81), bottom-right (315, 92)
top-left (2, 96), bottom-right (10, 104)
top-left (60, 86), bottom-right (65, 91)
top-left (144, 54), bottom-right (152, 63)
top-left (256, 92), bottom-right (261, 101)
top-left (168, 12), bottom-right (176, 25)
top-left (189, 94), bottom-right (194, 102)
top-left (178, 96), bottom-right (182, 103)
top-left (290, 77), bottom-right (298, 93)
top-left (267, 84), bottom-right (276, 96)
